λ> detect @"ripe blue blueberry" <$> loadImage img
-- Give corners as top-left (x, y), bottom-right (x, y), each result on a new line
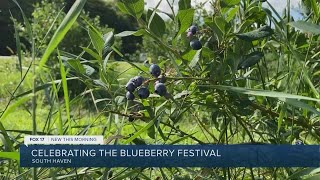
top-left (190, 39), bottom-right (202, 50)
top-left (133, 76), bottom-right (144, 87)
top-left (138, 87), bottom-right (150, 99)
top-left (189, 25), bottom-right (198, 35)
top-left (155, 83), bottom-right (167, 96)
top-left (149, 64), bottom-right (161, 77)
top-left (126, 81), bottom-right (136, 92)
top-left (126, 91), bottom-right (135, 100)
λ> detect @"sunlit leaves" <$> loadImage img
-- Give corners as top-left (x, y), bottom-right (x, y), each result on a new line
top-left (39, 0), bottom-right (87, 69)
top-left (117, 0), bottom-right (144, 19)
top-left (176, 9), bottom-right (195, 37)
top-left (147, 9), bottom-right (166, 37)
top-left (178, 0), bottom-right (191, 10)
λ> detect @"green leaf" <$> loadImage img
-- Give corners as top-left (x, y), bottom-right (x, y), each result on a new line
top-left (123, 118), bottom-right (157, 144)
top-left (39, 0), bottom-right (87, 69)
top-left (115, 29), bottom-right (146, 37)
top-left (277, 105), bottom-right (286, 133)
top-left (238, 51), bottom-right (264, 69)
top-left (182, 48), bottom-right (197, 61)
top-left (189, 49), bottom-right (201, 68)
top-left (103, 31), bottom-right (114, 48)
top-left (103, 32), bottom-right (114, 56)
top-left (177, 9), bottom-right (195, 37)
top-left (288, 168), bottom-right (320, 179)
top-left (198, 85), bottom-right (320, 102)
top-left (221, 0), bottom-right (241, 7)
top-left (288, 21), bottom-right (320, 35)
top-left (11, 0), bottom-right (33, 39)
top-left (12, 18), bottom-right (22, 77)
top-left (236, 25), bottom-right (273, 41)
top-left (178, 0), bottom-right (191, 10)
top-left (214, 16), bottom-right (228, 34)
top-left (202, 47), bottom-right (215, 59)
top-left (112, 46), bottom-right (124, 57)
top-left (310, 0), bottom-right (319, 17)
top-left (147, 124), bottom-right (156, 139)
top-left (0, 152), bottom-right (20, 161)
top-left (89, 28), bottom-right (104, 55)
top-left (147, 9), bottom-right (166, 37)
top-left (205, 17), bottom-right (223, 43)
top-left (83, 65), bottom-right (96, 76)
top-left (58, 50), bottom-right (71, 134)
top-left (15, 78), bottom-right (79, 99)
top-left (306, 174), bottom-right (320, 180)
top-left (141, 100), bottom-right (155, 118)
top-left (117, 0), bottom-right (144, 19)
top-left (279, 98), bottom-right (320, 116)
top-left (66, 59), bottom-right (85, 74)
top-left (226, 6), bottom-right (239, 22)
top-left (304, 73), bottom-right (320, 99)
top-left (0, 95), bottom-right (32, 151)
top-left (81, 47), bottom-right (101, 61)
top-left (103, 51), bottom-right (113, 72)
top-left (0, 95), bottom-right (33, 124)
top-left (50, 77), bottom-right (63, 135)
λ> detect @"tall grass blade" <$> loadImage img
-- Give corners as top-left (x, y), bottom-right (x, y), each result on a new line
top-left (50, 76), bottom-right (63, 135)
top-left (10, 12), bottom-right (22, 77)
top-left (124, 118), bottom-right (157, 144)
top-left (39, 0), bottom-right (87, 69)
top-left (199, 85), bottom-right (320, 102)
top-left (310, 0), bottom-right (319, 18)
top-left (11, 0), bottom-right (32, 38)
top-left (58, 50), bottom-right (71, 134)
top-left (0, 152), bottom-right (20, 161)
top-left (37, 5), bottom-right (65, 54)
top-left (0, 95), bottom-right (32, 151)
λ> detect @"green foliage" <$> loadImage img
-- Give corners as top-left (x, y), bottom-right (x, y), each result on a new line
top-left (117, 0), bottom-right (145, 19)
top-left (80, 0), bottom-right (142, 55)
top-left (0, 0), bottom-right (39, 55)
top-left (38, 0), bottom-right (88, 68)
top-left (1, 0), bottom-right (320, 179)
top-left (178, 0), bottom-right (191, 10)
top-left (29, 0), bottom-right (110, 58)
top-left (176, 9), bottom-right (195, 37)
top-left (147, 9), bottom-right (166, 37)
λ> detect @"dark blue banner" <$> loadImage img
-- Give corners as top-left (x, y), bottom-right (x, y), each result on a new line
top-left (20, 145), bottom-right (320, 167)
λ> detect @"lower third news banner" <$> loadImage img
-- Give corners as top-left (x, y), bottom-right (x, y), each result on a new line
top-left (20, 145), bottom-right (320, 167)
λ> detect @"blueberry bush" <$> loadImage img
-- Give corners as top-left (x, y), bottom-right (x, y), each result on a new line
top-left (1, 0), bottom-right (320, 179)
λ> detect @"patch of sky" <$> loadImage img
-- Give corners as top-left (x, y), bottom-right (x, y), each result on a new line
top-left (145, 0), bottom-right (306, 21)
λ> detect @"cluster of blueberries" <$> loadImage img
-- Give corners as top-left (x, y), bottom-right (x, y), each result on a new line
top-left (125, 75), bottom-right (147, 100)
top-left (125, 64), bottom-right (168, 100)
top-left (125, 25), bottom-right (202, 100)
top-left (187, 25), bottom-right (202, 50)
